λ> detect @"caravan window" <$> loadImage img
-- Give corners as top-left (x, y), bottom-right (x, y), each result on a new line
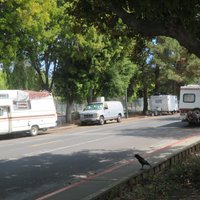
top-left (183, 94), bottom-right (195, 103)
top-left (13, 100), bottom-right (31, 110)
top-left (155, 99), bottom-right (162, 104)
top-left (0, 94), bottom-right (9, 99)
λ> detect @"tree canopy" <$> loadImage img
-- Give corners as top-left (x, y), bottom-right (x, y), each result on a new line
top-left (2, 0), bottom-right (200, 121)
top-left (75, 0), bottom-right (200, 58)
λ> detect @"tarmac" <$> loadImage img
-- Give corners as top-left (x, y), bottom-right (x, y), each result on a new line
top-left (36, 116), bottom-right (200, 200)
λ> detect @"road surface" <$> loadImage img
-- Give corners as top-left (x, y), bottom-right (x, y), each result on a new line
top-left (0, 114), bottom-right (200, 200)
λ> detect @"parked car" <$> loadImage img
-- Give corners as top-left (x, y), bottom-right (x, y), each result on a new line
top-left (79, 101), bottom-right (124, 125)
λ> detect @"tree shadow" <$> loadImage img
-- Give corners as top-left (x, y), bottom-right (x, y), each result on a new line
top-left (0, 148), bottom-right (138, 200)
top-left (117, 121), bottom-right (200, 140)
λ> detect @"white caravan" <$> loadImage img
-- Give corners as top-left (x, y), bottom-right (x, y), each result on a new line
top-left (179, 85), bottom-right (200, 124)
top-left (0, 90), bottom-right (57, 136)
top-left (79, 100), bottom-right (124, 125)
top-left (149, 95), bottom-right (178, 115)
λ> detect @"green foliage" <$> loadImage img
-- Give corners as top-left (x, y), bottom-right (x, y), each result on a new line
top-left (149, 36), bottom-right (200, 95)
top-left (115, 154), bottom-right (200, 200)
top-left (54, 19), bottom-right (137, 103)
top-left (75, 1), bottom-right (200, 59)
top-left (4, 0), bottom-right (200, 110)
top-left (3, 58), bottom-right (41, 90)
top-left (0, 70), bottom-right (7, 89)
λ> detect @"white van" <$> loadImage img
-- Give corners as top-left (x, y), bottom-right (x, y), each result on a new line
top-left (79, 101), bottom-right (124, 125)
top-left (0, 90), bottom-right (57, 136)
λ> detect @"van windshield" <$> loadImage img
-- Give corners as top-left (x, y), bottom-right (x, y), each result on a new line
top-left (84, 103), bottom-right (103, 110)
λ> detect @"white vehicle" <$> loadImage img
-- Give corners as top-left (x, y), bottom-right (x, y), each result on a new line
top-left (179, 84), bottom-right (200, 124)
top-left (0, 90), bottom-right (57, 136)
top-left (79, 100), bottom-right (124, 125)
top-left (149, 95), bottom-right (178, 115)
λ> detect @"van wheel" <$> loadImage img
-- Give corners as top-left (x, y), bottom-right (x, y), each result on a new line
top-left (99, 116), bottom-right (104, 125)
top-left (30, 125), bottom-right (39, 136)
top-left (117, 115), bottom-right (122, 123)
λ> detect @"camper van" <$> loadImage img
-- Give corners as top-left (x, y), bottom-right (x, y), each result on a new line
top-left (149, 95), bottom-right (178, 115)
top-left (0, 90), bottom-right (57, 136)
top-left (179, 85), bottom-right (200, 124)
top-left (79, 100), bottom-right (124, 125)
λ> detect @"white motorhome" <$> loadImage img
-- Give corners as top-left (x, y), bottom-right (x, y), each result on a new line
top-left (149, 95), bottom-right (178, 115)
top-left (179, 85), bottom-right (200, 124)
top-left (79, 99), bottom-right (124, 125)
top-left (0, 90), bottom-right (57, 136)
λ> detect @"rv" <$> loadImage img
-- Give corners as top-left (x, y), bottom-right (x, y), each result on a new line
top-left (0, 90), bottom-right (57, 136)
top-left (179, 85), bottom-right (200, 124)
top-left (79, 99), bottom-right (124, 125)
top-left (149, 95), bottom-right (178, 115)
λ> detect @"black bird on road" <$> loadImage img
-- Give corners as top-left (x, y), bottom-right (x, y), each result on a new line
top-left (135, 154), bottom-right (152, 169)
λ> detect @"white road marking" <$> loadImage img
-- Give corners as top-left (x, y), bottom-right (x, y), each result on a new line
top-left (23, 135), bottom-right (114, 158)
top-left (30, 140), bottom-right (61, 147)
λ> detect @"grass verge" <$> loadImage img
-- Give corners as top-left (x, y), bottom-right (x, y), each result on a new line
top-left (114, 153), bottom-right (200, 200)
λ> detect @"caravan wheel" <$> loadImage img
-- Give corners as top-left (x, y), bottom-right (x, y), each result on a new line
top-left (30, 125), bottom-right (39, 136)
top-left (193, 109), bottom-right (200, 115)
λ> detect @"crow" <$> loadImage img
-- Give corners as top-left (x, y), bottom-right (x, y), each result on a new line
top-left (134, 154), bottom-right (151, 169)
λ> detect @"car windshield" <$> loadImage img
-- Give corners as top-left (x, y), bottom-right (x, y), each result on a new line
top-left (84, 103), bottom-right (103, 110)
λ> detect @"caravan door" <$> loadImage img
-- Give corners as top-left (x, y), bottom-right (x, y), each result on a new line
top-left (0, 106), bottom-right (11, 134)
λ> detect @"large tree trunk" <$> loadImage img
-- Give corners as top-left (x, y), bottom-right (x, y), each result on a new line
top-left (66, 99), bottom-right (73, 123)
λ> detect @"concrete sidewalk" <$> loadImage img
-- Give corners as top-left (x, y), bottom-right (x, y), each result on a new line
top-left (36, 128), bottom-right (200, 200)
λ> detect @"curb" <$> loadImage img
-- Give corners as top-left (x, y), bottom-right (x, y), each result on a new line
top-left (86, 141), bottom-right (200, 200)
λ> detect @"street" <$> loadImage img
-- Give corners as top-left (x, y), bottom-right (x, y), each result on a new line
top-left (0, 114), bottom-right (200, 200)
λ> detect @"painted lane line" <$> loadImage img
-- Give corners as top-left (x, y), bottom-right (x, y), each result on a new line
top-left (30, 140), bottom-right (62, 148)
top-left (1, 136), bottom-right (114, 161)
top-left (36, 133), bottom-right (199, 200)
top-left (23, 135), bottom-right (114, 158)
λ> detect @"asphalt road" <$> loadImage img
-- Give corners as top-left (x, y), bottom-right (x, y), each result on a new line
top-left (0, 114), bottom-right (199, 200)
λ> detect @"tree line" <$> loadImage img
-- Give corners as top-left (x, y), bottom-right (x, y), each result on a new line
top-left (1, 0), bottom-right (200, 122)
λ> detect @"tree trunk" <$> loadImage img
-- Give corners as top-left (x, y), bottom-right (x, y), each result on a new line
top-left (154, 64), bottom-right (160, 94)
top-left (143, 85), bottom-right (148, 115)
top-left (66, 99), bottom-right (73, 123)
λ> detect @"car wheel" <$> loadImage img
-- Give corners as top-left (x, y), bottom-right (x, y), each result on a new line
top-left (117, 115), bottom-right (122, 123)
top-left (99, 116), bottom-right (104, 125)
top-left (30, 125), bottom-right (39, 136)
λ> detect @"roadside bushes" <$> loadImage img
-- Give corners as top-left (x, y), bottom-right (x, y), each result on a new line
top-left (114, 153), bottom-right (200, 200)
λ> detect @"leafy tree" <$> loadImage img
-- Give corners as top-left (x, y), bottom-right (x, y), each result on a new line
top-left (54, 18), bottom-right (137, 122)
top-left (0, 0), bottom-right (22, 63)
top-left (75, 0), bottom-right (200, 58)
top-left (97, 37), bottom-right (137, 100)
top-left (1, 0), bottom-right (64, 91)
top-left (130, 37), bottom-right (154, 114)
top-left (149, 36), bottom-right (200, 95)
top-left (3, 57), bottom-right (41, 90)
